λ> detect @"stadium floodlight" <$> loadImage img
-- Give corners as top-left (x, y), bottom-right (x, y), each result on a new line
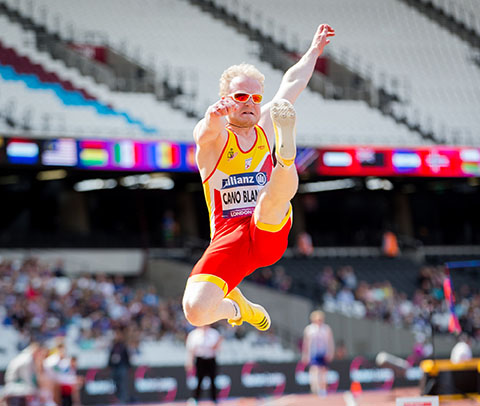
top-left (299, 178), bottom-right (356, 193)
top-left (365, 177), bottom-right (394, 191)
top-left (73, 178), bottom-right (117, 192)
top-left (120, 174), bottom-right (174, 190)
top-left (36, 169), bottom-right (68, 181)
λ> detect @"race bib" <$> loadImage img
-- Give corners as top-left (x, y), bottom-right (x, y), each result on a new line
top-left (221, 172), bottom-right (267, 218)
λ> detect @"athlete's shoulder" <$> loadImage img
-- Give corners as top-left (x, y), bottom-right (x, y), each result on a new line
top-left (257, 110), bottom-right (274, 147)
top-left (196, 128), bottom-right (231, 180)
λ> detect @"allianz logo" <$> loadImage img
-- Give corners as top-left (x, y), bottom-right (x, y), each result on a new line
top-left (222, 172), bottom-right (267, 189)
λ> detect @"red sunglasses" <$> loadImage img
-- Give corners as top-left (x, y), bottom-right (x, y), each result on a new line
top-left (229, 92), bottom-right (263, 104)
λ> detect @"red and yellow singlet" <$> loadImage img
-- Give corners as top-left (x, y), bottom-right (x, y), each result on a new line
top-left (189, 125), bottom-right (292, 295)
top-left (202, 125), bottom-right (273, 238)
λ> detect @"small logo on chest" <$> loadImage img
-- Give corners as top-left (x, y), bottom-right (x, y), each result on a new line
top-left (227, 148), bottom-right (238, 161)
top-left (245, 157), bottom-right (253, 169)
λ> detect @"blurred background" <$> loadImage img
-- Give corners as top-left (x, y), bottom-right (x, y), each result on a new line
top-left (0, 0), bottom-right (479, 404)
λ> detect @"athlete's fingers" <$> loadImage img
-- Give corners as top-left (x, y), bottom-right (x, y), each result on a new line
top-left (209, 102), bottom-right (226, 116)
top-left (318, 24), bottom-right (335, 37)
top-left (211, 98), bottom-right (237, 116)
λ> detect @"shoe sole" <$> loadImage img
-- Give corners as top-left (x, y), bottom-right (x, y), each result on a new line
top-left (270, 99), bottom-right (296, 163)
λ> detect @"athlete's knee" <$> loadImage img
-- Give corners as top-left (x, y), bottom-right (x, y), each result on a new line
top-left (182, 294), bottom-right (213, 326)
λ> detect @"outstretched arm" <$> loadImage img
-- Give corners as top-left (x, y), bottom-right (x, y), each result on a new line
top-left (273, 24), bottom-right (335, 104)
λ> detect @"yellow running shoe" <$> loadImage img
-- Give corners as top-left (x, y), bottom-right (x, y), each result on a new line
top-left (270, 99), bottom-right (297, 167)
top-left (226, 287), bottom-right (271, 331)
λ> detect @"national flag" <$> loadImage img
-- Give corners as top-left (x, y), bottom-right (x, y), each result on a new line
top-left (113, 140), bottom-right (135, 168)
top-left (357, 149), bottom-right (385, 167)
top-left (156, 142), bottom-right (180, 169)
top-left (79, 140), bottom-right (108, 167)
top-left (185, 144), bottom-right (197, 171)
top-left (443, 273), bottom-right (461, 334)
top-left (6, 139), bottom-right (39, 165)
top-left (42, 139), bottom-right (77, 166)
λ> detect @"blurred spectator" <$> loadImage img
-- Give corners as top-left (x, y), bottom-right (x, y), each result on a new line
top-left (162, 210), bottom-right (180, 247)
top-left (296, 231), bottom-right (314, 257)
top-left (1, 254), bottom-right (478, 379)
top-left (58, 356), bottom-right (82, 406)
top-left (52, 260), bottom-right (66, 278)
top-left (0, 257), bottom-right (193, 347)
top-left (450, 334), bottom-right (472, 363)
top-left (272, 266), bottom-right (292, 292)
top-left (108, 328), bottom-right (131, 404)
top-left (337, 266), bottom-right (357, 290)
top-left (382, 230), bottom-right (399, 258)
top-left (336, 287), bottom-right (355, 306)
top-left (185, 325), bottom-right (222, 405)
top-left (317, 266), bottom-right (336, 290)
top-left (44, 342), bottom-right (82, 406)
top-left (2, 342), bottom-right (46, 406)
top-left (302, 310), bottom-right (335, 397)
top-left (334, 340), bottom-right (348, 360)
top-left (43, 340), bottom-right (68, 406)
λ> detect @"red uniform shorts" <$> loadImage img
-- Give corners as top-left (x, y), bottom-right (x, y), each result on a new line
top-left (189, 205), bottom-right (292, 296)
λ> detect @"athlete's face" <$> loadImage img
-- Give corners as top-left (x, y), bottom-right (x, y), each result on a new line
top-left (227, 76), bottom-right (262, 128)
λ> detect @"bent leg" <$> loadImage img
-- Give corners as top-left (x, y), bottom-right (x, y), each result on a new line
top-left (255, 99), bottom-right (298, 226)
top-left (182, 280), bottom-right (237, 326)
top-left (255, 165), bottom-right (297, 225)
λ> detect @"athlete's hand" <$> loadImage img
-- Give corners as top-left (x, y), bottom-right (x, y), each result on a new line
top-left (206, 97), bottom-right (239, 118)
top-left (311, 24), bottom-right (335, 56)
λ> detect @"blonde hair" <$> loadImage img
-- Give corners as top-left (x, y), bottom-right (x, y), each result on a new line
top-left (219, 63), bottom-right (265, 97)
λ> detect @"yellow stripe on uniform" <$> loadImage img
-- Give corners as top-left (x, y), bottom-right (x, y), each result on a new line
top-left (187, 274), bottom-right (229, 296)
top-left (256, 204), bottom-right (292, 232)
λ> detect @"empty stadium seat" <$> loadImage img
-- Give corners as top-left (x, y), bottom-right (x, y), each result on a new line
top-left (0, 13), bottom-right (198, 140)
top-left (9, 0), bottom-right (429, 146)
top-left (222, 0), bottom-right (480, 145)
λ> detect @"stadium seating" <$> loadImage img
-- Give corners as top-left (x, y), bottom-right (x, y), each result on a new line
top-left (0, 13), bottom-right (198, 140)
top-left (429, 0), bottom-right (480, 36)
top-left (2, 0), bottom-right (431, 146)
top-left (0, 257), bottom-right (295, 369)
top-left (272, 256), bottom-right (422, 299)
top-left (220, 0), bottom-right (480, 146)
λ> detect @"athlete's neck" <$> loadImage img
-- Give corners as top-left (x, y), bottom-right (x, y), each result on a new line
top-left (227, 123), bottom-right (257, 150)
top-left (226, 122), bottom-right (256, 138)
top-left (226, 121), bottom-right (251, 129)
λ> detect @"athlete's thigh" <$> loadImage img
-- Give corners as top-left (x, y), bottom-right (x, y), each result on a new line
top-left (189, 225), bottom-right (254, 294)
top-left (254, 188), bottom-right (291, 226)
top-left (249, 207), bottom-right (292, 270)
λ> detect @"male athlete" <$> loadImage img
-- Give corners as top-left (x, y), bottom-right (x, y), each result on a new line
top-left (302, 310), bottom-right (335, 396)
top-left (183, 24), bottom-right (335, 331)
